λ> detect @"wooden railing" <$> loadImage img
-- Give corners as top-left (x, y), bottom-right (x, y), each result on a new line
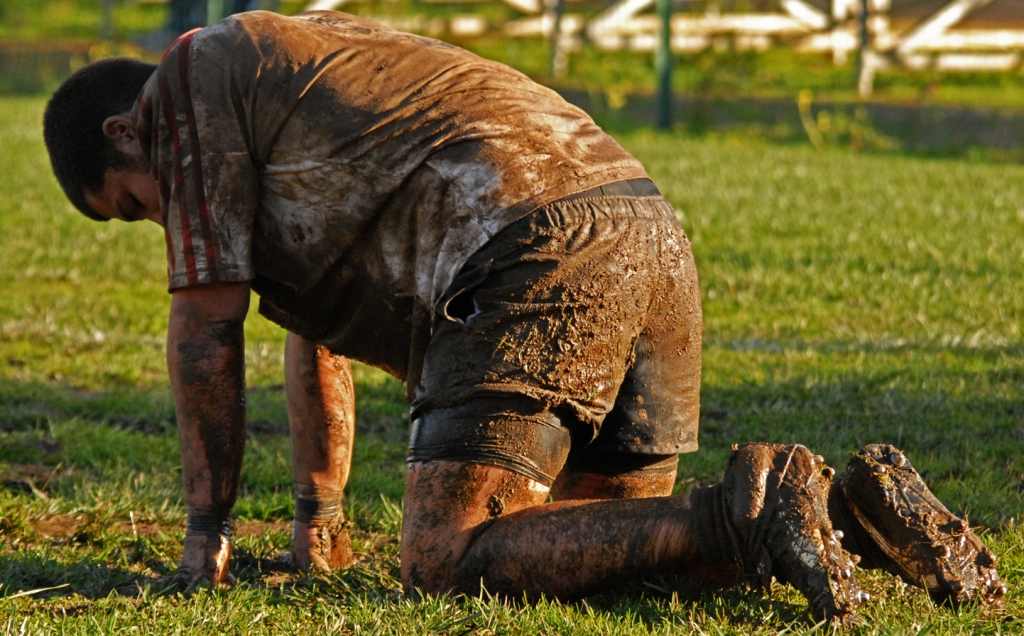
top-left (307, 0), bottom-right (1024, 96)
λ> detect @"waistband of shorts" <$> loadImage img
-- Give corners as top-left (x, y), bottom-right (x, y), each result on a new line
top-left (538, 181), bottom-right (678, 226)
top-left (561, 178), bottom-right (662, 201)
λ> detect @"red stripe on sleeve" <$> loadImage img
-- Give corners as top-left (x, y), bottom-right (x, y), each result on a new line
top-left (158, 174), bottom-right (176, 274)
top-left (176, 35), bottom-right (220, 283)
top-left (136, 87), bottom-right (171, 261)
top-left (156, 61), bottom-right (199, 285)
top-left (136, 92), bottom-right (150, 123)
top-left (162, 28), bottom-right (203, 61)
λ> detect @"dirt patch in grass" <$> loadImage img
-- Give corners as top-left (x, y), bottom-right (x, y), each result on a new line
top-left (26, 516), bottom-right (293, 540)
top-left (31, 514), bottom-right (79, 538)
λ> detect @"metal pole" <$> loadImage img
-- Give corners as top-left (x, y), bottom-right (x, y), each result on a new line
top-left (208, 0), bottom-right (225, 24)
top-left (655, 0), bottom-right (672, 129)
top-left (548, 0), bottom-right (566, 78)
top-left (101, 0), bottom-right (114, 40)
top-left (857, 0), bottom-right (871, 96)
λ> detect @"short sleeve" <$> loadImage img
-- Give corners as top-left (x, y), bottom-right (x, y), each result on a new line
top-left (134, 26), bottom-right (259, 292)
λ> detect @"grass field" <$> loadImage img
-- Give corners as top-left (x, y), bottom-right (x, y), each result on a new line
top-left (1, 94), bottom-right (1023, 634)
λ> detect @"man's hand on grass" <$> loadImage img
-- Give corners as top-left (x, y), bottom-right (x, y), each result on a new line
top-left (283, 518), bottom-right (354, 572)
top-left (179, 532), bottom-right (235, 590)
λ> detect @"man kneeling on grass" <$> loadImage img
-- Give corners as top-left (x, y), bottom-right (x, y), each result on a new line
top-left (42, 10), bottom-right (1005, 624)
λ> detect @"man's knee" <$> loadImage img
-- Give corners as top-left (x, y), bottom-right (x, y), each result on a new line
top-left (551, 453), bottom-right (679, 501)
top-left (400, 460), bottom-right (549, 595)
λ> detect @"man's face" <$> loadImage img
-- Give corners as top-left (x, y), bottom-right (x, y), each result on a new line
top-left (85, 163), bottom-right (162, 225)
top-left (84, 112), bottom-right (163, 226)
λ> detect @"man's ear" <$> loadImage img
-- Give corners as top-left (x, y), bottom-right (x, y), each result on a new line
top-left (102, 112), bottom-right (137, 142)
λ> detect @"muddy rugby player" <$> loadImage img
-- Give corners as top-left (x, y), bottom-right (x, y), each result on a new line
top-left (42, 10), bottom-right (1004, 623)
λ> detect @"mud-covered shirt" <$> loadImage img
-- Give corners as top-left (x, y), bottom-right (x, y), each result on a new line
top-left (133, 10), bottom-right (649, 383)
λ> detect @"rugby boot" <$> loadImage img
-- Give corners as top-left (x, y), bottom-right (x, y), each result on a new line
top-left (829, 444), bottom-right (1006, 608)
top-left (706, 443), bottom-right (867, 624)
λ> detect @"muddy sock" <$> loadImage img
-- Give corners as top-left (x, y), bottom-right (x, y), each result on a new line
top-left (186, 504), bottom-right (232, 539)
top-left (688, 483), bottom-right (740, 566)
top-left (827, 480), bottom-right (889, 571)
top-left (294, 483), bottom-right (344, 526)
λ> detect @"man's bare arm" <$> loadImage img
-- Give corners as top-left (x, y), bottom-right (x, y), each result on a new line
top-left (284, 333), bottom-right (357, 571)
top-left (167, 281), bottom-right (251, 584)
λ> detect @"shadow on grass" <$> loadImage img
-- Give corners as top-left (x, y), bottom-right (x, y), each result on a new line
top-left (588, 577), bottom-right (818, 631)
top-left (0, 542), bottom-right (402, 605)
top-left (0, 372), bottom-right (410, 443)
top-left (0, 552), bottom-right (145, 599)
top-left (2, 345), bottom-right (1022, 526)
top-left (564, 89), bottom-right (1024, 163)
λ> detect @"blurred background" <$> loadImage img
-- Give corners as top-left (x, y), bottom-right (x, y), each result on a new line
top-left (1, 0), bottom-right (1022, 157)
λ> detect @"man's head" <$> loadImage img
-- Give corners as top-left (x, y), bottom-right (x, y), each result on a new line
top-left (43, 57), bottom-right (162, 224)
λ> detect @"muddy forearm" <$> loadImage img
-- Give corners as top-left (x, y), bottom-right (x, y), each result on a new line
top-left (284, 333), bottom-right (356, 491)
top-left (168, 303), bottom-right (248, 526)
top-left (282, 333), bottom-right (358, 571)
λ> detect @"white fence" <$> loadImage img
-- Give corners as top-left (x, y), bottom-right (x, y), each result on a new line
top-left (307, 0), bottom-right (1024, 95)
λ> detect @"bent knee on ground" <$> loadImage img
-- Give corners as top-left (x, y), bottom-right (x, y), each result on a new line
top-left (400, 460), bottom-right (549, 595)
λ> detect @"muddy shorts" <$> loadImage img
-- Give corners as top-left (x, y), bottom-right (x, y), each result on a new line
top-left (407, 180), bottom-right (703, 486)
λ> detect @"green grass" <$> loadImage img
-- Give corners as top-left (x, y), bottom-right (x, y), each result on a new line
top-left (2, 93), bottom-right (1023, 633)
top-left (0, 0), bottom-right (165, 41)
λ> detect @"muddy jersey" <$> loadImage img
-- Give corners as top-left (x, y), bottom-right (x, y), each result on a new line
top-left (134, 10), bottom-right (649, 382)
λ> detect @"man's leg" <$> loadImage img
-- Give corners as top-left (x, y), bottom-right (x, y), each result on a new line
top-left (401, 460), bottom-right (704, 599)
top-left (284, 332), bottom-right (356, 571)
top-left (402, 196), bottom-right (865, 619)
top-left (549, 471), bottom-right (673, 500)
top-left (401, 444), bottom-right (866, 623)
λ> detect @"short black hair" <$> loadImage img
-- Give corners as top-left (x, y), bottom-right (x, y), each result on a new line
top-left (43, 57), bottom-right (157, 221)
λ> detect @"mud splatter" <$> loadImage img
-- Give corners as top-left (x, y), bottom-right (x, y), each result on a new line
top-left (283, 334), bottom-right (357, 572)
top-left (448, 488), bottom-right (705, 600)
top-left (289, 518), bottom-right (354, 572)
top-left (402, 460), bottom-right (547, 595)
top-left (402, 460), bottom-right (748, 602)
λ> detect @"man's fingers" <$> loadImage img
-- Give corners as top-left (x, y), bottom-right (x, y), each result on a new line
top-left (288, 518), bottom-right (354, 573)
top-left (180, 533), bottom-right (233, 587)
